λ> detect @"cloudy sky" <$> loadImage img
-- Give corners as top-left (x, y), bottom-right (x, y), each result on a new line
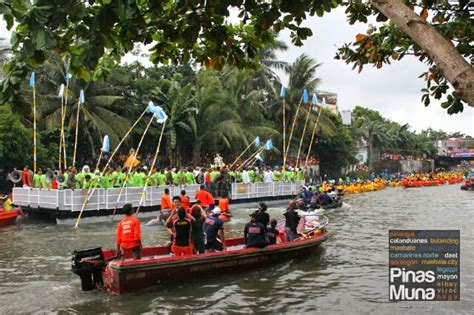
top-left (1, 7), bottom-right (472, 135)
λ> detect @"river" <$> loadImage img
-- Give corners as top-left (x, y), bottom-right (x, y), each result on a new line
top-left (0, 184), bottom-right (472, 314)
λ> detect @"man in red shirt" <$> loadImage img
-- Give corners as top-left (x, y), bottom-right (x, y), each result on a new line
top-left (195, 185), bottom-right (215, 211)
top-left (21, 166), bottom-right (32, 188)
top-left (116, 203), bottom-right (142, 260)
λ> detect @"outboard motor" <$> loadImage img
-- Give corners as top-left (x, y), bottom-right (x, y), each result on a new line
top-left (71, 247), bottom-right (104, 291)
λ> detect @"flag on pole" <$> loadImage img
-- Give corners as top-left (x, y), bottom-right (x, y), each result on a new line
top-left (255, 153), bottom-right (264, 162)
top-left (147, 101), bottom-right (168, 123)
top-left (65, 73), bottom-right (72, 80)
top-left (58, 84), bottom-right (65, 98)
top-left (264, 139), bottom-right (273, 150)
top-left (255, 136), bottom-right (260, 147)
top-left (102, 135), bottom-right (110, 153)
top-left (312, 92), bottom-right (318, 105)
top-left (29, 71), bottom-right (35, 87)
top-left (280, 86), bottom-right (286, 97)
top-left (303, 88), bottom-right (309, 103)
top-left (79, 89), bottom-right (85, 105)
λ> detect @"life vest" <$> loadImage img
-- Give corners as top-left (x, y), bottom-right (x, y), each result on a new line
top-left (116, 215), bottom-right (141, 249)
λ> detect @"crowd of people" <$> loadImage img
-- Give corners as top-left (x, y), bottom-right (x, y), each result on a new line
top-left (115, 198), bottom-right (303, 260)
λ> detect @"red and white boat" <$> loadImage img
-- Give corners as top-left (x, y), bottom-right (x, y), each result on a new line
top-left (72, 216), bottom-right (329, 295)
top-left (0, 209), bottom-right (20, 226)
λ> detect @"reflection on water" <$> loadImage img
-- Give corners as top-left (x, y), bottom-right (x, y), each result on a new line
top-left (0, 185), bottom-right (473, 313)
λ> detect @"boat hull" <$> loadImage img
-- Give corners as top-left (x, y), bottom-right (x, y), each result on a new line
top-left (103, 232), bottom-right (328, 294)
top-left (0, 209), bottom-right (19, 226)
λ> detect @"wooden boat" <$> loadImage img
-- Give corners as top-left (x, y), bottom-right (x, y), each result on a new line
top-left (71, 216), bottom-right (329, 295)
top-left (0, 209), bottom-right (20, 226)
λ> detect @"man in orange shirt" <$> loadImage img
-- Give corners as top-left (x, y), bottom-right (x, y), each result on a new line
top-left (195, 185), bottom-right (215, 211)
top-left (180, 190), bottom-right (191, 212)
top-left (116, 203), bottom-right (141, 260)
top-left (159, 188), bottom-right (174, 224)
top-left (21, 166), bottom-right (32, 188)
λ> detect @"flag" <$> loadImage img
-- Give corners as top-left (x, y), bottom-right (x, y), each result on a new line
top-left (58, 84), bottom-right (65, 98)
top-left (29, 71), bottom-right (35, 87)
top-left (79, 89), bottom-right (85, 104)
top-left (312, 92), bottom-right (318, 105)
top-left (147, 101), bottom-right (168, 123)
top-left (322, 97), bottom-right (327, 107)
top-left (264, 139), bottom-right (273, 150)
top-left (65, 73), bottom-right (72, 80)
top-left (280, 86), bottom-right (286, 97)
top-left (255, 136), bottom-right (260, 147)
top-left (102, 135), bottom-right (110, 152)
top-left (303, 88), bottom-right (309, 103)
top-left (255, 153), bottom-right (264, 162)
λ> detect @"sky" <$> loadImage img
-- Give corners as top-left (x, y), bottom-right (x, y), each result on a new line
top-left (1, 7), bottom-right (472, 136)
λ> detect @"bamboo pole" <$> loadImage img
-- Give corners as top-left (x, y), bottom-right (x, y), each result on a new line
top-left (283, 95), bottom-right (304, 166)
top-left (304, 105), bottom-right (323, 167)
top-left (136, 122), bottom-right (167, 214)
top-left (111, 115), bottom-right (155, 220)
top-left (236, 146), bottom-right (264, 171)
top-left (295, 105), bottom-right (312, 169)
top-left (282, 97), bottom-right (286, 168)
top-left (72, 97), bottom-right (81, 167)
top-left (229, 139), bottom-right (257, 169)
top-left (74, 108), bottom-right (148, 228)
top-left (63, 79), bottom-right (70, 169)
top-left (31, 75), bottom-right (37, 173)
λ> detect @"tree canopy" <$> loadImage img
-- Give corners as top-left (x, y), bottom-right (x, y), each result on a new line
top-left (0, 0), bottom-right (472, 113)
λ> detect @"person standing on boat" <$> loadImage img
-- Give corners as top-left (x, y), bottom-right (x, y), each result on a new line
top-left (284, 200), bottom-right (300, 242)
top-left (195, 185), bottom-right (215, 212)
top-left (116, 203), bottom-right (142, 260)
top-left (159, 188), bottom-right (174, 225)
top-left (256, 202), bottom-right (269, 231)
top-left (204, 207), bottom-right (225, 251)
top-left (244, 211), bottom-right (269, 248)
top-left (180, 190), bottom-right (191, 212)
top-left (166, 207), bottom-right (195, 256)
top-left (21, 166), bottom-right (32, 188)
top-left (191, 205), bottom-right (207, 254)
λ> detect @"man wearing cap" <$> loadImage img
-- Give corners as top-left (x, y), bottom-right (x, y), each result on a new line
top-left (116, 203), bottom-right (142, 260)
top-left (1, 195), bottom-right (13, 212)
top-left (204, 207), bottom-right (225, 251)
top-left (244, 211), bottom-right (269, 248)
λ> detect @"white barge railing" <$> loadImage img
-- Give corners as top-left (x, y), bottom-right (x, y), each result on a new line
top-left (12, 181), bottom-right (303, 212)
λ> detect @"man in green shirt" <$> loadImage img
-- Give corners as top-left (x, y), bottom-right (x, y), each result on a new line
top-left (185, 168), bottom-right (195, 185)
top-left (33, 170), bottom-right (42, 188)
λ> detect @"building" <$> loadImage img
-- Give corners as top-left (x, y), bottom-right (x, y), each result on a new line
top-left (315, 90), bottom-right (339, 115)
top-left (435, 138), bottom-right (474, 157)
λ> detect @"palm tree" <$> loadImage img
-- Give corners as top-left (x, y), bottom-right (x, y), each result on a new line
top-left (155, 78), bottom-right (198, 165)
top-left (18, 54), bottom-right (131, 162)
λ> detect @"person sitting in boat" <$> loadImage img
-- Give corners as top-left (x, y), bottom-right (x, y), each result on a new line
top-left (1, 194), bottom-right (13, 212)
top-left (116, 203), bottom-right (142, 260)
top-left (267, 219), bottom-right (280, 245)
top-left (204, 207), bottom-right (226, 251)
top-left (218, 193), bottom-right (232, 220)
top-left (318, 191), bottom-right (333, 206)
top-left (327, 189), bottom-right (339, 202)
top-left (244, 211), bottom-right (269, 248)
top-left (166, 207), bottom-right (195, 256)
top-left (309, 192), bottom-right (321, 210)
top-left (256, 201), bottom-right (269, 231)
top-left (284, 200), bottom-right (301, 242)
top-left (191, 204), bottom-right (207, 254)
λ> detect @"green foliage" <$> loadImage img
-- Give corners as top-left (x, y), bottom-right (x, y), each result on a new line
top-left (0, 104), bottom-right (32, 170)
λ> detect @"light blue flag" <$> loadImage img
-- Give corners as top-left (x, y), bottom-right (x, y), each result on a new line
top-left (65, 73), bottom-right (72, 80)
top-left (255, 153), bottom-right (264, 162)
top-left (147, 101), bottom-right (168, 123)
top-left (58, 84), bottom-right (65, 98)
top-left (280, 86), bottom-right (286, 97)
top-left (264, 139), bottom-right (273, 150)
top-left (29, 71), bottom-right (35, 87)
top-left (79, 89), bottom-right (85, 104)
top-left (102, 135), bottom-right (110, 153)
top-left (312, 92), bottom-right (318, 105)
top-left (303, 88), bottom-right (309, 103)
top-left (255, 136), bottom-right (260, 147)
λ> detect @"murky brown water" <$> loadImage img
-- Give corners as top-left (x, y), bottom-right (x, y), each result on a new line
top-left (0, 184), bottom-right (472, 313)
